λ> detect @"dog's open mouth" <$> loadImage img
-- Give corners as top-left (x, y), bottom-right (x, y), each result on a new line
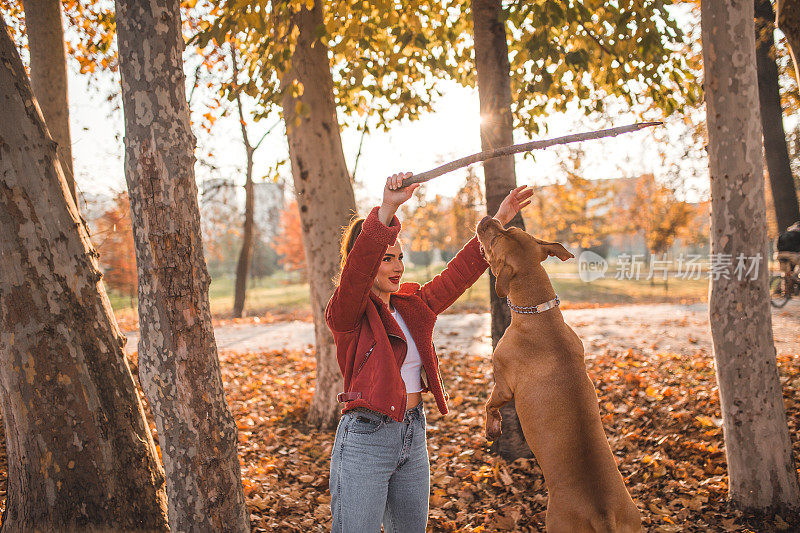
top-left (479, 242), bottom-right (486, 259)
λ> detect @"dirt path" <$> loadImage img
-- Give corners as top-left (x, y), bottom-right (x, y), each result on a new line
top-left (124, 300), bottom-right (800, 357)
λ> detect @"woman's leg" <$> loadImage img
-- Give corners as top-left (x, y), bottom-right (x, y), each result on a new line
top-left (330, 410), bottom-right (403, 533)
top-left (382, 403), bottom-right (430, 533)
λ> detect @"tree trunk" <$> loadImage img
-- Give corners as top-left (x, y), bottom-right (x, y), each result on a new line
top-left (232, 151), bottom-right (255, 318)
top-left (701, 0), bottom-right (800, 514)
top-left (756, 0), bottom-right (800, 232)
top-left (114, 1), bottom-right (249, 530)
top-left (777, 0), bottom-right (800, 87)
top-left (281, 1), bottom-right (356, 429)
top-left (232, 48), bottom-right (256, 319)
top-left (20, 0), bottom-right (76, 207)
top-left (471, 0), bottom-right (532, 462)
top-left (0, 18), bottom-right (168, 531)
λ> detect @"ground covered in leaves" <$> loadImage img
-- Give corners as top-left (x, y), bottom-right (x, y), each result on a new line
top-left (0, 337), bottom-right (797, 531)
top-left (220, 343), bottom-right (800, 532)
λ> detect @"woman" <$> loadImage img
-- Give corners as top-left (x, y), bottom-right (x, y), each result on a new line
top-left (326, 172), bottom-right (532, 532)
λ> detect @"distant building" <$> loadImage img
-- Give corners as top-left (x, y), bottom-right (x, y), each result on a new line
top-left (598, 176), bottom-right (647, 257)
top-left (253, 181), bottom-right (285, 243)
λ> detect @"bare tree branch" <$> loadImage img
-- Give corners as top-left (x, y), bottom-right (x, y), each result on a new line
top-left (187, 61), bottom-right (203, 108)
top-left (401, 121), bottom-right (663, 187)
top-left (253, 119), bottom-right (282, 151)
top-left (200, 178), bottom-right (237, 200)
top-left (351, 120), bottom-right (369, 183)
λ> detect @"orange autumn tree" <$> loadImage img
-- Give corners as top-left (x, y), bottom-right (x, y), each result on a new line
top-left (271, 200), bottom-right (306, 280)
top-left (93, 192), bottom-right (137, 307)
top-left (451, 167), bottom-right (485, 251)
top-left (401, 174), bottom-right (484, 266)
top-left (523, 176), bottom-right (614, 250)
top-left (626, 173), bottom-right (696, 259)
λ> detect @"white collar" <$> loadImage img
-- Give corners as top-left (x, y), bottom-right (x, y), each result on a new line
top-left (506, 295), bottom-right (560, 314)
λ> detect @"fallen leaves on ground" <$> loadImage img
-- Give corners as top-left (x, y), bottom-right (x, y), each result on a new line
top-left (0, 339), bottom-right (796, 532)
top-left (217, 343), bottom-right (800, 532)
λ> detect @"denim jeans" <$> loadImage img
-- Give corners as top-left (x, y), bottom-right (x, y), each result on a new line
top-left (329, 401), bottom-right (429, 533)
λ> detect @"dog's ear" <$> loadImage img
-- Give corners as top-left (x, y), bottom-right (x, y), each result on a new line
top-left (493, 260), bottom-right (514, 298)
top-left (541, 243), bottom-right (574, 262)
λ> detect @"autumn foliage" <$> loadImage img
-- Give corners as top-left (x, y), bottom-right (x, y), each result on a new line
top-left (626, 174), bottom-right (698, 256)
top-left (402, 171), bottom-right (486, 256)
top-left (1, 314), bottom-right (796, 531)
top-left (93, 192), bottom-right (137, 304)
top-left (271, 200), bottom-right (306, 278)
top-left (187, 342), bottom-right (798, 532)
top-left (451, 167), bottom-right (486, 248)
top-left (523, 173), bottom-right (615, 249)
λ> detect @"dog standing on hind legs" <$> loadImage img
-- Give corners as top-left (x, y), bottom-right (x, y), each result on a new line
top-left (476, 216), bottom-right (642, 533)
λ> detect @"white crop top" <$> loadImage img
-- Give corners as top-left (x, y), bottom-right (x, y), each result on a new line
top-left (391, 307), bottom-right (424, 393)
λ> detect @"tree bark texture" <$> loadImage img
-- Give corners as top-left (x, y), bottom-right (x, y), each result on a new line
top-left (756, 0), bottom-right (800, 231)
top-left (20, 0), bottom-right (76, 207)
top-left (471, 0), bottom-right (532, 462)
top-left (280, 1), bottom-right (356, 429)
top-left (701, 0), bottom-right (800, 514)
top-left (232, 49), bottom-right (255, 319)
top-left (0, 19), bottom-right (168, 532)
top-left (114, 0), bottom-right (249, 530)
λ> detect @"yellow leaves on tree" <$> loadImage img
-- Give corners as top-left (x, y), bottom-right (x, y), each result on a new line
top-left (523, 154), bottom-right (615, 249)
top-left (93, 192), bottom-right (137, 305)
top-left (401, 192), bottom-right (452, 254)
top-left (401, 172), bottom-right (485, 257)
top-left (626, 173), bottom-right (698, 256)
top-left (451, 167), bottom-right (485, 248)
top-left (271, 200), bottom-right (306, 279)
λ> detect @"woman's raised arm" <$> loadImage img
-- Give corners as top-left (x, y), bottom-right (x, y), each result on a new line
top-left (324, 174), bottom-right (418, 333)
top-left (418, 185), bottom-right (534, 314)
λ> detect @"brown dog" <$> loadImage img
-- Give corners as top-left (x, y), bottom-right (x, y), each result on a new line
top-left (476, 216), bottom-right (642, 533)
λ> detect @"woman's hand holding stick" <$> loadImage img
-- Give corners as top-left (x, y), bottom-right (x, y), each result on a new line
top-left (378, 172), bottom-right (419, 225)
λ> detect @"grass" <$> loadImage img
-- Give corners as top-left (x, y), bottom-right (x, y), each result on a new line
top-left (108, 258), bottom-right (711, 321)
top-left (209, 276), bottom-right (311, 315)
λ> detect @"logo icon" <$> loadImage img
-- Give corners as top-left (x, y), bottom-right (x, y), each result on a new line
top-left (578, 250), bottom-right (607, 282)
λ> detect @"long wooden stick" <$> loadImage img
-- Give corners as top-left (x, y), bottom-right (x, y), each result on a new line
top-left (401, 121), bottom-right (663, 187)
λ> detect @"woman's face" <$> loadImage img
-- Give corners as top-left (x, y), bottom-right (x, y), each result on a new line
top-left (372, 241), bottom-right (404, 296)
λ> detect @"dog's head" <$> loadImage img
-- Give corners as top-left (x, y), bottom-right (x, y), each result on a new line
top-left (476, 216), bottom-right (573, 297)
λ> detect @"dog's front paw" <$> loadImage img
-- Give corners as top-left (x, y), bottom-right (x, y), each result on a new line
top-left (486, 409), bottom-right (502, 440)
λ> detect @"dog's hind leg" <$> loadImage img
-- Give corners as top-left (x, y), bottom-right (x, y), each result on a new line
top-left (485, 373), bottom-right (513, 440)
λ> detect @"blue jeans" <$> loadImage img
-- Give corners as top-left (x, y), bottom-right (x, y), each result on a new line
top-left (329, 401), bottom-right (429, 533)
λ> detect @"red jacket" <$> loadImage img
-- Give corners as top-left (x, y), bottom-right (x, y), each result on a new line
top-left (325, 206), bottom-right (489, 422)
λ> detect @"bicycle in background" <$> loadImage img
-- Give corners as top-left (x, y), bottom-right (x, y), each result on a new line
top-left (771, 251), bottom-right (800, 308)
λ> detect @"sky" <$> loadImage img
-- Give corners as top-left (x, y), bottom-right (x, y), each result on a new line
top-left (66, 44), bottom-right (710, 218)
